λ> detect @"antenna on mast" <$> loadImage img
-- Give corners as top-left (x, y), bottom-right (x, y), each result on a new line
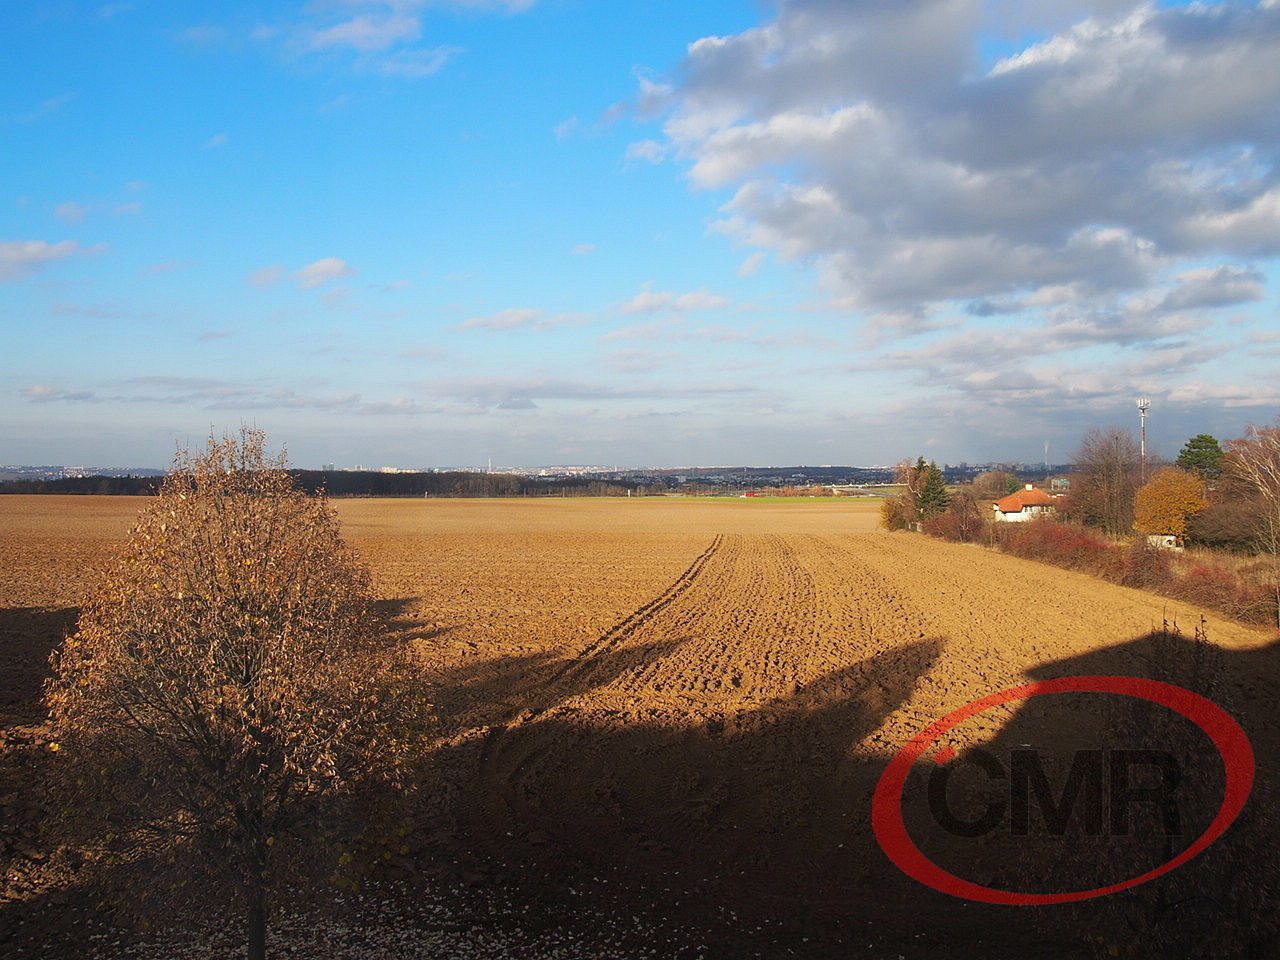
top-left (1136, 397), bottom-right (1151, 479)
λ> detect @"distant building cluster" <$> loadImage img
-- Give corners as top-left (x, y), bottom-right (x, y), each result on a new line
top-left (2, 460), bottom-right (1083, 499)
top-left (0, 465), bottom-right (165, 483)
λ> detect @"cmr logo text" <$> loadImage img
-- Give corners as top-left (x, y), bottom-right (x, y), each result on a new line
top-left (872, 676), bottom-right (1254, 906)
top-left (928, 747), bottom-right (1182, 839)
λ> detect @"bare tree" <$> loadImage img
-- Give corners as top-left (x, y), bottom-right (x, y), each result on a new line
top-left (1224, 421), bottom-right (1280, 626)
top-left (948, 489), bottom-right (986, 542)
top-left (1066, 427), bottom-right (1143, 536)
top-left (971, 470), bottom-right (1020, 500)
top-left (896, 458), bottom-right (922, 497)
top-left (45, 430), bottom-right (424, 960)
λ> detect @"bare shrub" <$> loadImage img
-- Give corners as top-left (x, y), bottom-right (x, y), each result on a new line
top-left (1165, 554), bottom-right (1276, 625)
top-left (921, 490), bottom-right (986, 542)
top-left (985, 518), bottom-right (1276, 627)
top-left (1186, 494), bottom-right (1264, 553)
top-left (997, 517), bottom-right (1116, 572)
top-left (880, 493), bottom-right (911, 531)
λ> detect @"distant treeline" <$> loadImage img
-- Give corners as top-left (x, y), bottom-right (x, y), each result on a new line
top-left (0, 471), bottom-right (643, 498)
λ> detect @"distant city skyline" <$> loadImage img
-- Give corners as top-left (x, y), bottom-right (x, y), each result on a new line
top-left (5, 1), bottom-right (1279, 467)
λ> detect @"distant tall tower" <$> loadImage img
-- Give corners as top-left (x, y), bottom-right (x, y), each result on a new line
top-left (487, 456), bottom-right (493, 474)
top-left (1136, 397), bottom-right (1151, 479)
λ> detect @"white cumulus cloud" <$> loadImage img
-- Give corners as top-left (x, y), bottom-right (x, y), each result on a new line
top-left (295, 257), bottom-right (355, 289)
top-left (651, 0), bottom-right (1280, 315)
top-left (307, 13), bottom-right (421, 52)
top-left (0, 239), bottom-right (81, 282)
top-left (620, 283), bottom-right (733, 314)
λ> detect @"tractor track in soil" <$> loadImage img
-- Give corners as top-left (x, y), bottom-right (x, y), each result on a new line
top-left (468, 532), bottom-right (941, 876)
top-left (472, 534), bottom-right (728, 851)
top-left (547, 534), bottom-right (724, 688)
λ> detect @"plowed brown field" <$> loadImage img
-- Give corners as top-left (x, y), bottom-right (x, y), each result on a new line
top-left (3, 495), bottom-right (1279, 959)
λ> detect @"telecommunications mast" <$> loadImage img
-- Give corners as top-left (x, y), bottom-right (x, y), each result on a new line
top-left (1136, 397), bottom-right (1151, 479)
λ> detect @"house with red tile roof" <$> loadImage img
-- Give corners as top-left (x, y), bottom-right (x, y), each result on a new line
top-left (993, 484), bottom-right (1059, 522)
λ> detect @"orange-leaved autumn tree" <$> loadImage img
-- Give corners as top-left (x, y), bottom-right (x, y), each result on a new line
top-left (1133, 466), bottom-right (1210, 539)
top-left (45, 429), bottom-right (426, 960)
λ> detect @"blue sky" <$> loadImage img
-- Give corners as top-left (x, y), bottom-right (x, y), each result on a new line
top-left (4, 0), bottom-right (1279, 468)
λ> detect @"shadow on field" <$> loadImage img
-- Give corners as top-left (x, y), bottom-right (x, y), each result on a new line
top-left (0, 597), bottom-right (457, 959)
top-left (6, 602), bottom-right (1280, 960)
top-left (371, 597), bottom-right (453, 643)
top-left (0, 607), bottom-right (76, 956)
top-left (972, 627), bottom-right (1280, 958)
top-left (439, 626), bottom-right (1280, 960)
top-left (0, 606), bottom-right (77, 727)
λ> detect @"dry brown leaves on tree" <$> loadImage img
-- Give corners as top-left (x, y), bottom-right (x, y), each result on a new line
top-left (44, 429), bottom-right (429, 958)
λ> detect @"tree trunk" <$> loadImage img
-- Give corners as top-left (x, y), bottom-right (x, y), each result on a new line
top-left (247, 879), bottom-right (267, 960)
